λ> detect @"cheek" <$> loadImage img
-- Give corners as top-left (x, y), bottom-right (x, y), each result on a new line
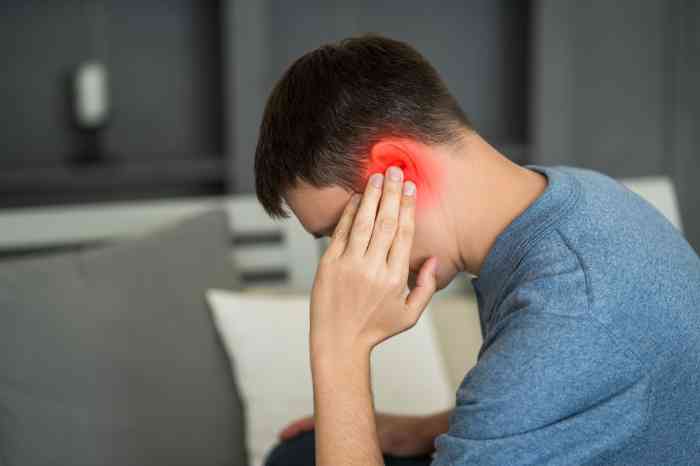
top-left (407, 222), bottom-right (433, 271)
top-left (407, 212), bottom-right (461, 291)
top-left (411, 214), bottom-right (449, 266)
top-left (411, 155), bottom-right (442, 212)
top-left (412, 211), bottom-right (435, 247)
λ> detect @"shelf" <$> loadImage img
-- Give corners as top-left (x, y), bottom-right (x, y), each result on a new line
top-left (0, 158), bottom-right (226, 193)
top-left (0, 157), bottom-right (228, 209)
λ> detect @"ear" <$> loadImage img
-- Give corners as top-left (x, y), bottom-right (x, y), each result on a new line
top-left (366, 141), bottom-right (419, 185)
top-left (364, 139), bottom-right (443, 211)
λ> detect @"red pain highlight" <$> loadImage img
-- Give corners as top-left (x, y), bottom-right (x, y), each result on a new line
top-left (363, 141), bottom-right (442, 211)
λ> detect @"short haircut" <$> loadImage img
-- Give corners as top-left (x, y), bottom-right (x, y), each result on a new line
top-left (254, 34), bottom-right (471, 218)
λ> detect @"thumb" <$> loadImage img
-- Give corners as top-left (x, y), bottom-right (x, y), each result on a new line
top-left (405, 256), bottom-right (438, 321)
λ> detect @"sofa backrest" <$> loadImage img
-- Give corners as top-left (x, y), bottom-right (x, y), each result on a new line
top-left (621, 176), bottom-right (683, 232)
top-left (0, 195), bottom-right (319, 291)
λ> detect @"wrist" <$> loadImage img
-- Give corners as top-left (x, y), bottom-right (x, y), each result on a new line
top-left (310, 334), bottom-right (372, 367)
top-left (311, 340), bottom-right (371, 372)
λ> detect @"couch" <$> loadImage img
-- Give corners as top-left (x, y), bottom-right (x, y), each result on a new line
top-left (0, 176), bottom-right (681, 466)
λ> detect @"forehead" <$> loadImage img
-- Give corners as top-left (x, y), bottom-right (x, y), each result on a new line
top-left (284, 180), bottom-right (353, 235)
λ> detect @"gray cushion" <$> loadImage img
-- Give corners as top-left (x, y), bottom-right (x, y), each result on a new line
top-left (0, 211), bottom-right (247, 466)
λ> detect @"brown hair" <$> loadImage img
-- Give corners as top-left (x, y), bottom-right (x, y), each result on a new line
top-left (254, 34), bottom-right (470, 218)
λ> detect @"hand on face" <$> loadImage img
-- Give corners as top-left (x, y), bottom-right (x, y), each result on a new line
top-left (309, 166), bottom-right (439, 357)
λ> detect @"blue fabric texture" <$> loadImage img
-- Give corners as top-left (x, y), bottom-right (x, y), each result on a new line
top-left (432, 166), bottom-right (700, 465)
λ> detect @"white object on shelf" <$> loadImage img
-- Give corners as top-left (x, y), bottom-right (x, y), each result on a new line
top-left (74, 61), bottom-right (109, 129)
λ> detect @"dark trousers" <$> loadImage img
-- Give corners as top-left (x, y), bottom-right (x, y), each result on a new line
top-left (264, 430), bottom-right (434, 466)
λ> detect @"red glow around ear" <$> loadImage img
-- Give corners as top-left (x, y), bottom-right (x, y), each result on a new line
top-left (364, 140), bottom-right (442, 210)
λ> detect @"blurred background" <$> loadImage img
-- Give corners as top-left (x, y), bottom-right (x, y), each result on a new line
top-left (1, 0), bottom-right (698, 252)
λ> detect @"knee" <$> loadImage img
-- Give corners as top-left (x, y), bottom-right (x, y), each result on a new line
top-left (264, 430), bottom-right (316, 466)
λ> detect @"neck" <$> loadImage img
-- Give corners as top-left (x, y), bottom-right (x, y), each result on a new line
top-left (441, 132), bottom-right (547, 275)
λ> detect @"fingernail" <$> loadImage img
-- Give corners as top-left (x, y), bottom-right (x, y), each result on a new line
top-left (387, 166), bottom-right (403, 181)
top-left (403, 180), bottom-right (416, 196)
top-left (351, 193), bottom-right (361, 205)
top-left (369, 173), bottom-right (384, 188)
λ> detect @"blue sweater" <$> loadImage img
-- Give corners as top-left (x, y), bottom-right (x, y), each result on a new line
top-left (432, 166), bottom-right (700, 465)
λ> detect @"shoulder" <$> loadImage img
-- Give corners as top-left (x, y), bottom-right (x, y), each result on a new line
top-left (551, 166), bottom-right (677, 245)
top-left (492, 228), bottom-right (590, 328)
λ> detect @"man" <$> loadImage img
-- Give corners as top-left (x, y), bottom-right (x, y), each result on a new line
top-left (254, 35), bottom-right (700, 465)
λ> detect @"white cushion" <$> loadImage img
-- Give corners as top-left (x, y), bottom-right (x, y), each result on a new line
top-left (621, 176), bottom-right (683, 232)
top-left (206, 289), bottom-right (454, 466)
top-left (429, 293), bottom-right (483, 392)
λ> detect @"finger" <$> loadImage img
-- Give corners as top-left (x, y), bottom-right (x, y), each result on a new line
top-left (278, 421), bottom-right (314, 440)
top-left (405, 256), bottom-right (438, 323)
top-left (324, 194), bottom-right (361, 259)
top-left (345, 173), bottom-right (384, 256)
top-left (388, 180), bottom-right (416, 277)
top-left (366, 166), bottom-right (404, 261)
top-left (278, 417), bottom-right (315, 440)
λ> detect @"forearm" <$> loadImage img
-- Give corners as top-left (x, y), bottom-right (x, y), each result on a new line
top-left (311, 348), bottom-right (384, 466)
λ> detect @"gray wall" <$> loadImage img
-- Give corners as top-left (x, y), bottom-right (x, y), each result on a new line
top-left (0, 1), bottom-right (227, 208)
top-left (226, 0), bottom-right (699, 251)
top-left (225, 0), bottom-right (531, 193)
top-left (0, 1), bottom-right (223, 163)
top-left (532, 0), bottom-right (700, 251)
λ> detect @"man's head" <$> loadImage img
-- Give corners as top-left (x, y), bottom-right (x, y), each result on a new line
top-left (254, 35), bottom-right (473, 288)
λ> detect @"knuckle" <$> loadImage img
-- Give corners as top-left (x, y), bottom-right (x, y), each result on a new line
top-left (385, 184), bottom-right (402, 196)
top-left (332, 223), bottom-right (348, 239)
top-left (377, 216), bottom-right (397, 233)
top-left (352, 219), bottom-right (372, 235)
top-left (341, 256), bottom-right (363, 273)
top-left (386, 274), bottom-right (402, 290)
top-left (398, 223), bottom-right (414, 239)
top-left (333, 219), bottom-right (349, 239)
top-left (358, 267), bottom-right (377, 286)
